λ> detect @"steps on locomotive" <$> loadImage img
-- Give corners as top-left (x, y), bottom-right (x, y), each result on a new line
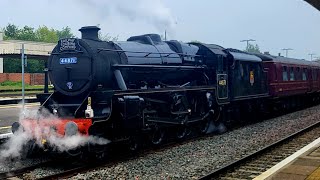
top-left (55, 103), bottom-right (82, 107)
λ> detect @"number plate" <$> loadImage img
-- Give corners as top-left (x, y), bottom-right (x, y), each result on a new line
top-left (60, 57), bottom-right (78, 64)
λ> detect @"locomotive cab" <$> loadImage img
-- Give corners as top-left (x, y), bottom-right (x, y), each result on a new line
top-left (226, 49), bottom-right (268, 100)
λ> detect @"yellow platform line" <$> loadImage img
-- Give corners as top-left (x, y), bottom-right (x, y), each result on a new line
top-left (0, 126), bottom-right (11, 130)
top-left (0, 104), bottom-right (39, 109)
top-left (307, 167), bottom-right (320, 179)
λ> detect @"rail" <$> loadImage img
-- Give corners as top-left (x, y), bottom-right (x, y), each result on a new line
top-left (199, 120), bottom-right (320, 179)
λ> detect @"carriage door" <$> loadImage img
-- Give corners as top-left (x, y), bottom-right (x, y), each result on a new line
top-left (217, 55), bottom-right (228, 100)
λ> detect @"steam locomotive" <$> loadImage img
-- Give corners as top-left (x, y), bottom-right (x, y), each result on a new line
top-left (12, 26), bottom-right (320, 154)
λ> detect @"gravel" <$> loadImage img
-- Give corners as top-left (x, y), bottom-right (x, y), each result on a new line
top-left (67, 105), bottom-right (320, 180)
top-left (0, 157), bottom-right (49, 173)
top-left (23, 167), bottom-right (64, 179)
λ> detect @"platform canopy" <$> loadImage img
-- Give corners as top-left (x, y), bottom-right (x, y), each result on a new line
top-left (306, 0), bottom-right (320, 11)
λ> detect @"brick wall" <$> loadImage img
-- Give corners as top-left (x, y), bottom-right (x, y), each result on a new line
top-left (31, 73), bottom-right (45, 85)
top-left (0, 73), bottom-right (45, 85)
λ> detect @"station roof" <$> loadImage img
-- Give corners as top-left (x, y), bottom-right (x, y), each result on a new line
top-left (305, 0), bottom-right (320, 11)
top-left (0, 40), bottom-right (55, 60)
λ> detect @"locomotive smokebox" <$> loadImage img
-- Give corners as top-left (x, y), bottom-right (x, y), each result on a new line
top-left (79, 26), bottom-right (101, 41)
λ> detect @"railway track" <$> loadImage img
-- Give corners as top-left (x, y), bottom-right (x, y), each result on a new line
top-left (0, 160), bottom-right (56, 179)
top-left (0, 133), bottom-right (12, 143)
top-left (20, 121), bottom-right (320, 180)
top-left (25, 137), bottom-right (210, 179)
top-left (199, 120), bottom-right (320, 180)
top-left (2, 136), bottom-right (201, 179)
top-left (1, 106), bottom-right (319, 179)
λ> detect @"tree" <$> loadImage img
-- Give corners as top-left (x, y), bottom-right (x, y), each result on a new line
top-left (56, 26), bottom-right (75, 40)
top-left (190, 40), bottom-right (202, 43)
top-left (17, 26), bottom-right (37, 41)
top-left (3, 24), bottom-right (19, 40)
top-left (3, 24), bottom-right (75, 42)
top-left (246, 43), bottom-right (261, 53)
top-left (36, 26), bottom-right (59, 43)
top-left (98, 31), bottom-right (119, 41)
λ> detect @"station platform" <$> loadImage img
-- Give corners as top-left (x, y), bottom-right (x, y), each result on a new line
top-left (255, 137), bottom-right (320, 180)
top-left (0, 95), bottom-right (37, 105)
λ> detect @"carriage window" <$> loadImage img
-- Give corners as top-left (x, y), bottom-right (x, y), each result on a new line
top-left (302, 68), bottom-right (307, 81)
top-left (282, 66), bottom-right (288, 81)
top-left (289, 67), bottom-right (295, 81)
top-left (296, 67), bottom-right (301, 80)
top-left (313, 69), bottom-right (318, 80)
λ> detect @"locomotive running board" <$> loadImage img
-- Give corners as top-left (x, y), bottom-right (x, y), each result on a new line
top-left (112, 64), bottom-right (206, 70)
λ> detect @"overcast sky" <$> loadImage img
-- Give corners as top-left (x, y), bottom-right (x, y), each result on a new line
top-left (1, 0), bottom-right (319, 60)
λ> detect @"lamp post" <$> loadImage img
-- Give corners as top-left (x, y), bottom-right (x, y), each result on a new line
top-left (240, 39), bottom-right (256, 51)
top-left (21, 44), bottom-right (25, 110)
top-left (282, 48), bottom-right (293, 57)
top-left (308, 53), bottom-right (316, 61)
top-left (21, 44), bottom-right (27, 110)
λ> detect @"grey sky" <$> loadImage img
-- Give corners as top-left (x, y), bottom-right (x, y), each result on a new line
top-left (0, 0), bottom-right (319, 59)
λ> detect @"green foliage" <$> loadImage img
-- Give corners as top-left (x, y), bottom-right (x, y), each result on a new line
top-left (190, 40), bottom-right (202, 43)
top-left (36, 26), bottom-right (59, 43)
top-left (0, 81), bottom-right (23, 86)
top-left (98, 31), bottom-right (119, 41)
top-left (26, 59), bottom-right (45, 73)
top-left (245, 43), bottom-right (261, 53)
top-left (3, 24), bottom-right (19, 40)
top-left (3, 24), bottom-right (75, 43)
top-left (18, 26), bottom-right (36, 41)
top-left (3, 58), bottom-right (21, 73)
top-left (3, 23), bottom-right (116, 42)
top-left (56, 27), bottom-right (74, 39)
top-left (3, 58), bottom-right (44, 73)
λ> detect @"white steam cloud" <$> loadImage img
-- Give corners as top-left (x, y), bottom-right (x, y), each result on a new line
top-left (0, 105), bottom-right (110, 160)
top-left (77, 0), bottom-right (177, 37)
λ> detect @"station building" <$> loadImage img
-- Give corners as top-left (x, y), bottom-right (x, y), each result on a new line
top-left (0, 32), bottom-right (55, 84)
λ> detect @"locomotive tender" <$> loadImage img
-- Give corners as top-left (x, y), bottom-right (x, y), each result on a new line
top-left (13, 26), bottom-right (320, 153)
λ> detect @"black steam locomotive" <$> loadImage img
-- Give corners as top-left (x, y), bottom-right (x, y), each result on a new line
top-left (17, 26), bottom-right (316, 153)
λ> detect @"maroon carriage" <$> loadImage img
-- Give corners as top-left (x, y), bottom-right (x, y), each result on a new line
top-left (256, 53), bottom-right (320, 108)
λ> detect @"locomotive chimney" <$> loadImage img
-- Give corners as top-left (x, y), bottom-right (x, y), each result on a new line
top-left (79, 26), bottom-right (101, 40)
